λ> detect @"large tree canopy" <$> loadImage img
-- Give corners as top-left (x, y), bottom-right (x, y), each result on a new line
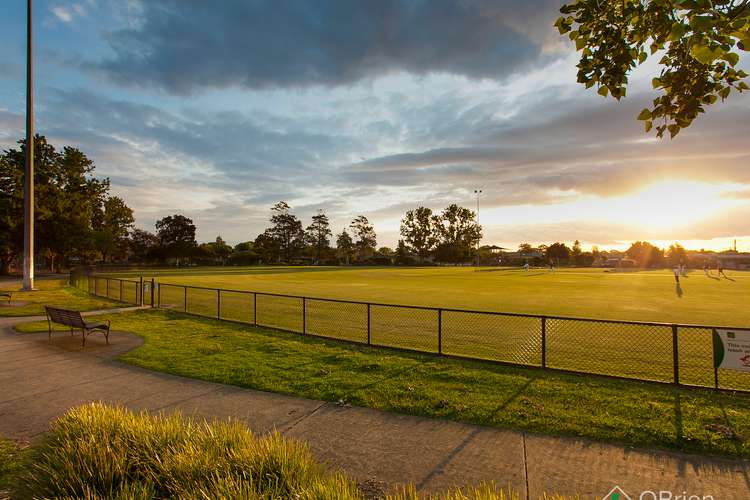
top-left (0, 135), bottom-right (128, 272)
top-left (556, 0), bottom-right (750, 138)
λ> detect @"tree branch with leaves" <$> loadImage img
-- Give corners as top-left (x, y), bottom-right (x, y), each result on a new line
top-left (556, 0), bottom-right (750, 138)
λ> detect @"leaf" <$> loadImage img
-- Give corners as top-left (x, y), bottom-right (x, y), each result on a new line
top-left (637, 108), bottom-right (652, 120)
top-left (723, 52), bottom-right (740, 66)
top-left (669, 23), bottom-right (686, 42)
top-left (644, 120), bottom-right (653, 133)
top-left (597, 86), bottom-right (609, 97)
top-left (690, 43), bottom-right (717, 65)
top-left (652, 77), bottom-right (662, 89)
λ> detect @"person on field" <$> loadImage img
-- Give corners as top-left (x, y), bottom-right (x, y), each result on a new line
top-left (718, 263), bottom-right (728, 278)
top-left (673, 266), bottom-right (680, 284)
top-left (523, 262), bottom-right (530, 272)
top-left (703, 261), bottom-right (709, 276)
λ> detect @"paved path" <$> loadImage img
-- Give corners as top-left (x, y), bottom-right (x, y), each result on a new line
top-left (1, 314), bottom-right (749, 499)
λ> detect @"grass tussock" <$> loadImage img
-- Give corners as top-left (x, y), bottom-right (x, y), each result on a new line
top-left (16, 403), bottom-right (360, 500)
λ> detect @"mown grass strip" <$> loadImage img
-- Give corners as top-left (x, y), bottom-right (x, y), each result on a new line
top-left (0, 279), bottom-right (120, 317)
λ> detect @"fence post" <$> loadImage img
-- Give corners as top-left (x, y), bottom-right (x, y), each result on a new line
top-left (184, 286), bottom-right (187, 313)
top-left (541, 316), bottom-right (547, 368)
top-left (672, 324), bottom-right (680, 385)
top-left (438, 308), bottom-right (442, 354)
top-left (157, 282), bottom-right (161, 309)
top-left (150, 279), bottom-right (155, 307)
top-left (253, 293), bottom-right (257, 326)
top-left (119, 279), bottom-right (123, 302)
top-left (217, 289), bottom-right (221, 320)
top-left (139, 276), bottom-right (144, 306)
top-left (302, 297), bottom-right (306, 334)
top-left (106, 278), bottom-right (109, 298)
top-left (367, 303), bottom-right (371, 345)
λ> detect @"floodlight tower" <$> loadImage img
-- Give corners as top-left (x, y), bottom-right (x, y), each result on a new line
top-left (22, 0), bottom-right (35, 290)
top-left (473, 189), bottom-right (482, 266)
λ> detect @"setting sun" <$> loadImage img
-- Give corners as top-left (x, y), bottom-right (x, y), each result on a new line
top-left (592, 180), bottom-right (744, 230)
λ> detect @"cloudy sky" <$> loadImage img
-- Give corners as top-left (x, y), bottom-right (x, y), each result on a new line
top-left (1, 0), bottom-right (749, 251)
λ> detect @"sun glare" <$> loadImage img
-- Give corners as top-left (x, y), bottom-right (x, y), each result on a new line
top-left (597, 180), bottom-right (743, 230)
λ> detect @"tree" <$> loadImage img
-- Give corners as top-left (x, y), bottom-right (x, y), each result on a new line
top-left (305, 210), bottom-right (332, 264)
top-left (395, 239), bottom-right (413, 265)
top-left (571, 239), bottom-right (583, 266)
top-left (234, 241), bottom-right (254, 252)
top-left (210, 236), bottom-right (233, 264)
top-left (155, 214), bottom-right (197, 264)
top-left (336, 230), bottom-right (354, 265)
top-left (230, 241), bottom-right (259, 265)
top-left (0, 136), bottom-right (114, 272)
top-left (129, 228), bottom-right (159, 263)
top-left (667, 242), bottom-right (688, 266)
top-left (253, 231), bottom-right (280, 264)
top-left (556, 0), bottom-right (750, 138)
top-left (349, 216), bottom-right (377, 262)
top-left (266, 202), bottom-right (304, 262)
top-left (400, 207), bottom-right (439, 263)
top-left (93, 196), bottom-right (134, 262)
top-left (518, 243), bottom-right (534, 255)
top-left (626, 241), bottom-right (665, 267)
top-left (433, 204), bottom-right (482, 264)
top-left (546, 242), bottom-right (571, 265)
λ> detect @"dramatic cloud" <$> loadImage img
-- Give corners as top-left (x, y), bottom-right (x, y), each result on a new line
top-left (1, 0), bottom-right (749, 249)
top-left (91, 0), bottom-right (563, 94)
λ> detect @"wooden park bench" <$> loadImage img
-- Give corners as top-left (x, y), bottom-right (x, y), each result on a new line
top-left (45, 306), bottom-right (111, 347)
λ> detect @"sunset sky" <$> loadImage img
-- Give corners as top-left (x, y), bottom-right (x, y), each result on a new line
top-left (1, 1), bottom-right (749, 251)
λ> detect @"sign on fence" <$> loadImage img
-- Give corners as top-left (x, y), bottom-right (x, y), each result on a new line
top-left (713, 329), bottom-right (750, 372)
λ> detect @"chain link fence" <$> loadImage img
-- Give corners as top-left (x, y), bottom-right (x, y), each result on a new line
top-left (70, 270), bottom-right (750, 392)
top-left (70, 268), bottom-right (144, 306)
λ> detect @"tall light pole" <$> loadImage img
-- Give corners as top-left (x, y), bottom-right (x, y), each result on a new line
top-left (473, 189), bottom-right (482, 266)
top-left (22, 0), bottom-right (35, 290)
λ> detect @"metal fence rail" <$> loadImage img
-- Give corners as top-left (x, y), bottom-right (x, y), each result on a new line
top-left (70, 271), bottom-right (750, 392)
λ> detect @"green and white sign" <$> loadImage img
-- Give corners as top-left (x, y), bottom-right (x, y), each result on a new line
top-left (713, 329), bottom-right (750, 371)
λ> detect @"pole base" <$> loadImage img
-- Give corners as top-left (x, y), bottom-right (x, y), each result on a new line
top-left (20, 287), bottom-right (37, 291)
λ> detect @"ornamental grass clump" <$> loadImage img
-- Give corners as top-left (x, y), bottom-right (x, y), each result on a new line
top-left (16, 402), bottom-right (361, 499)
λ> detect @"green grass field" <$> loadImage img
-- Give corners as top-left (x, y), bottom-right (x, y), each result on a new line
top-left (107, 266), bottom-right (750, 325)
top-left (91, 266), bottom-right (750, 391)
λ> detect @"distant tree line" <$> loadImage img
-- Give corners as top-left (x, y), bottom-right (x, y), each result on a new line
top-left (0, 136), bottom-right (726, 273)
top-left (500, 240), bottom-right (691, 268)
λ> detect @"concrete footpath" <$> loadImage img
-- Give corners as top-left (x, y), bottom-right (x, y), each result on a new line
top-left (1, 313), bottom-right (749, 499)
